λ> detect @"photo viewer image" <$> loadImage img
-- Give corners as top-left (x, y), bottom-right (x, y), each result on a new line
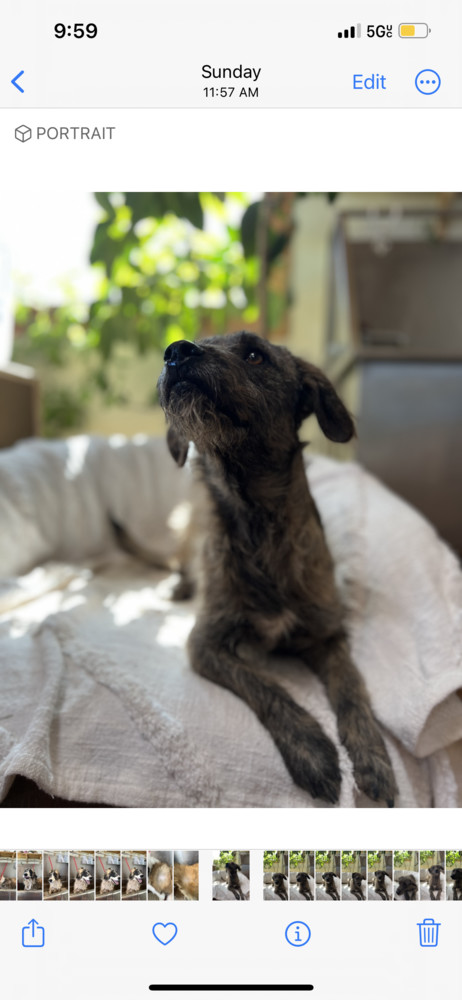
top-left (289, 851), bottom-right (315, 900)
top-left (0, 192), bottom-right (461, 809)
top-left (70, 851), bottom-right (95, 900)
top-left (212, 850), bottom-right (250, 900)
top-left (367, 851), bottom-right (392, 901)
top-left (0, 851), bottom-right (17, 900)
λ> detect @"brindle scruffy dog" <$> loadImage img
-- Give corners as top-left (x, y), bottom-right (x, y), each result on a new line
top-left (271, 872), bottom-right (288, 900)
top-left (321, 871), bottom-right (340, 900)
top-left (296, 872), bottom-right (313, 900)
top-left (157, 331), bottom-right (397, 806)
top-left (373, 870), bottom-right (391, 900)
top-left (426, 864), bottom-right (444, 901)
top-left (225, 861), bottom-right (246, 900)
top-left (348, 872), bottom-right (365, 900)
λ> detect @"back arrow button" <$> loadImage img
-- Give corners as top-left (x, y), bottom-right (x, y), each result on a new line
top-left (11, 71), bottom-right (25, 93)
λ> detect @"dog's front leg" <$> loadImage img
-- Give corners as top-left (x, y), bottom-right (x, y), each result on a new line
top-left (188, 624), bottom-right (341, 803)
top-left (304, 634), bottom-right (397, 806)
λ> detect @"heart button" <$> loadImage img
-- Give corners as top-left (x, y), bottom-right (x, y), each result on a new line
top-left (152, 922), bottom-right (178, 946)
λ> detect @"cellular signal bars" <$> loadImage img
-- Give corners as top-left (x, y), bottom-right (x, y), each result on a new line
top-left (338, 24), bottom-right (361, 38)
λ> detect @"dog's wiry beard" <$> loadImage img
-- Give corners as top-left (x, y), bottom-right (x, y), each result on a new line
top-left (165, 389), bottom-right (249, 456)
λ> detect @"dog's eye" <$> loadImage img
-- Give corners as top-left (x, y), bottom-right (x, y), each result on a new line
top-left (245, 350), bottom-right (264, 366)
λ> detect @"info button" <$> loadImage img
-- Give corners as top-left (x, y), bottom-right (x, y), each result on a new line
top-left (353, 72), bottom-right (387, 90)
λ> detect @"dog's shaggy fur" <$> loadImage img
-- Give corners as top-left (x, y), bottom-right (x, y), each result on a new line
top-left (271, 872), bottom-right (288, 900)
top-left (426, 864), bottom-right (444, 901)
top-left (157, 332), bottom-right (396, 805)
top-left (372, 870), bottom-right (391, 900)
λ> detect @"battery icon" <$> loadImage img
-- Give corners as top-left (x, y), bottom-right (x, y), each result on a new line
top-left (399, 23), bottom-right (429, 37)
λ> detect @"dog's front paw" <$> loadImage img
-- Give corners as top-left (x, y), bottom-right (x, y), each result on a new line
top-left (339, 715), bottom-right (397, 806)
top-left (273, 704), bottom-right (341, 804)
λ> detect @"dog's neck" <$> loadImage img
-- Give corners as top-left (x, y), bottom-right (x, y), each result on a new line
top-left (196, 443), bottom-right (315, 533)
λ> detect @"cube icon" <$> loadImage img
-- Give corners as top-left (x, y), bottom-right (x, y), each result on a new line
top-left (15, 124), bottom-right (32, 142)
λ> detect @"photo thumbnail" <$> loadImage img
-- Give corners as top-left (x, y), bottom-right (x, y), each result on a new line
top-left (0, 851), bottom-right (17, 900)
top-left (70, 852), bottom-right (95, 900)
top-left (212, 851), bottom-right (250, 900)
top-left (96, 852), bottom-right (120, 900)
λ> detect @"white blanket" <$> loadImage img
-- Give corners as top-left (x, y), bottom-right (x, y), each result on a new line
top-left (0, 434), bottom-right (461, 807)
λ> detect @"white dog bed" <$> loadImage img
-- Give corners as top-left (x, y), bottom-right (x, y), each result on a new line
top-left (0, 434), bottom-right (462, 807)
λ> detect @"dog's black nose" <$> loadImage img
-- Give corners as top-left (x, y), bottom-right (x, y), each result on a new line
top-left (164, 340), bottom-right (203, 366)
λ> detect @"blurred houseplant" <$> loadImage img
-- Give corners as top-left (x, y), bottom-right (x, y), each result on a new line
top-left (12, 191), bottom-right (321, 435)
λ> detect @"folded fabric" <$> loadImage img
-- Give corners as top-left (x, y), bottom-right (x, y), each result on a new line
top-left (0, 434), bottom-right (461, 807)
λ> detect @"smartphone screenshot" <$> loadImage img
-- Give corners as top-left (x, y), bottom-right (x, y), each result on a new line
top-left (0, 2), bottom-right (461, 997)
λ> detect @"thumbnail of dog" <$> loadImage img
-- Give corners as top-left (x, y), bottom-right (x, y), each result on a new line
top-left (73, 868), bottom-right (93, 894)
top-left (426, 865), bottom-right (444, 901)
top-left (348, 872), bottom-right (365, 900)
top-left (99, 868), bottom-right (120, 895)
top-left (271, 872), bottom-right (288, 900)
top-left (47, 870), bottom-right (64, 895)
top-left (22, 868), bottom-right (41, 892)
top-left (322, 871), bottom-right (340, 900)
top-left (126, 867), bottom-right (145, 894)
top-left (148, 861), bottom-right (173, 900)
top-left (295, 872), bottom-right (313, 900)
top-left (372, 870), bottom-right (391, 901)
top-left (225, 861), bottom-right (246, 900)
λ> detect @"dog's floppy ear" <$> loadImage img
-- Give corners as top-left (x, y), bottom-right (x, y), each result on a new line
top-left (166, 425), bottom-right (189, 467)
top-left (295, 358), bottom-right (355, 443)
